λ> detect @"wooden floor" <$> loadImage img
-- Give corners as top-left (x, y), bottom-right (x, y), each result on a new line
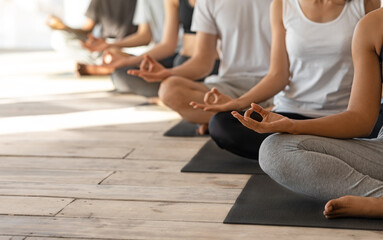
top-left (0, 51), bottom-right (381, 240)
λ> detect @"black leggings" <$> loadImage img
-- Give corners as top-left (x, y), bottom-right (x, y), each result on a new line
top-left (111, 54), bottom-right (220, 97)
top-left (209, 105), bottom-right (383, 160)
top-left (208, 111), bottom-right (312, 160)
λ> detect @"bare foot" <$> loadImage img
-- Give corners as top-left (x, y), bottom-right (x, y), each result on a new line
top-left (196, 123), bottom-right (209, 135)
top-left (147, 97), bottom-right (165, 106)
top-left (324, 195), bottom-right (383, 219)
top-left (76, 63), bottom-right (114, 76)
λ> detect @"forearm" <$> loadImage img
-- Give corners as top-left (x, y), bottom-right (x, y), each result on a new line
top-left (109, 32), bottom-right (151, 48)
top-left (62, 26), bottom-right (90, 36)
top-left (168, 54), bottom-right (215, 80)
top-left (122, 42), bottom-right (177, 67)
top-left (236, 73), bottom-right (289, 109)
top-left (109, 24), bottom-right (152, 48)
top-left (289, 110), bottom-right (378, 138)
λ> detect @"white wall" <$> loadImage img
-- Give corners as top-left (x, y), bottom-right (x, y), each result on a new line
top-left (0, 0), bottom-right (90, 49)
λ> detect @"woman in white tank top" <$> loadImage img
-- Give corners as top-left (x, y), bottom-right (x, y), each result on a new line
top-left (192, 0), bottom-right (380, 160)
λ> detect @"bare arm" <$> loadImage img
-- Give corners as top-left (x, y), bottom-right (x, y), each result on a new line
top-left (118, 0), bottom-right (181, 66)
top-left (47, 16), bottom-right (95, 35)
top-left (289, 10), bottom-right (382, 138)
top-left (234, 0), bottom-right (290, 109)
top-left (168, 31), bottom-right (218, 80)
top-left (235, 9), bottom-right (383, 138)
top-left (108, 23), bottom-right (152, 48)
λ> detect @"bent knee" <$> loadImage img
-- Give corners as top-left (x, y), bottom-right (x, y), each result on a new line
top-left (259, 134), bottom-right (295, 175)
top-left (158, 76), bottom-right (186, 104)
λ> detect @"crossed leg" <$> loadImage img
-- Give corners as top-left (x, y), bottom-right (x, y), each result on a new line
top-left (159, 76), bottom-right (216, 133)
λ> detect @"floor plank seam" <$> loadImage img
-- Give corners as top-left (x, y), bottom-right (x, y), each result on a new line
top-left (0, 194), bottom-right (237, 204)
top-left (0, 155), bottom-right (123, 160)
top-left (53, 199), bottom-right (76, 217)
top-left (122, 149), bottom-right (135, 159)
top-left (98, 171), bottom-right (117, 185)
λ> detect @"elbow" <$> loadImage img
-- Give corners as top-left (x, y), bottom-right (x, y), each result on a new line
top-left (349, 111), bottom-right (378, 137)
top-left (266, 70), bottom-right (290, 87)
top-left (141, 33), bottom-right (153, 46)
top-left (359, 123), bottom-right (377, 137)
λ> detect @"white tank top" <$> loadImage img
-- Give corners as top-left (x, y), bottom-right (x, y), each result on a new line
top-left (273, 0), bottom-right (365, 117)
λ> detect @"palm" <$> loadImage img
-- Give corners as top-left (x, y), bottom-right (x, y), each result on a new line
top-left (190, 88), bottom-right (240, 112)
top-left (232, 103), bottom-right (293, 134)
top-left (261, 111), bottom-right (286, 124)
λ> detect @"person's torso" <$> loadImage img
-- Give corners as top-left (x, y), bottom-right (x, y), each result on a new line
top-left (273, 0), bottom-right (365, 117)
top-left (98, 0), bottom-right (138, 39)
top-left (196, 0), bottom-right (272, 79)
top-left (179, 0), bottom-right (195, 35)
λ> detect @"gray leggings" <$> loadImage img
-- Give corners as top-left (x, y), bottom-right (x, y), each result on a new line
top-left (259, 128), bottom-right (383, 200)
top-left (111, 54), bottom-right (220, 97)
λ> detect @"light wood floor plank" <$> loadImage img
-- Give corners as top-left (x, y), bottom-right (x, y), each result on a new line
top-left (1, 216), bottom-right (382, 240)
top-left (0, 236), bottom-right (25, 240)
top-left (0, 157), bottom-right (186, 172)
top-left (0, 182), bottom-right (241, 203)
top-left (126, 146), bottom-right (202, 161)
top-left (0, 196), bottom-right (72, 216)
top-left (58, 199), bottom-right (232, 223)
top-left (0, 141), bottom-right (133, 159)
top-left (0, 169), bottom-right (113, 184)
top-left (103, 172), bottom-right (250, 188)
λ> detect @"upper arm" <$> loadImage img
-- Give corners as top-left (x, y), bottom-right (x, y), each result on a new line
top-left (82, 18), bottom-right (96, 32)
top-left (137, 23), bottom-right (152, 40)
top-left (193, 32), bottom-right (218, 65)
top-left (347, 11), bottom-right (382, 127)
top-left (268, 0), bottom-right (290, 83)
top-left (364, 0), bottom-right (380, 14)
top-left (160, 0), bottom-right (180, 50)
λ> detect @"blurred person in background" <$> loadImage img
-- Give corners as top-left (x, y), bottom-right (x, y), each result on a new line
top-left (102, 0), bottom-right (217, 98)
top-left (47, 0), bottom-right (137, 76)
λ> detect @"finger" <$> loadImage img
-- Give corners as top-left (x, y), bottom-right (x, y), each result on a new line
top-left (232, 111), bottom-right (265, 132)
top-left (211, 87), bottom-right (221, 97)
top-left (140, 58), bottom-right (149, 71)
top-left (190, 103), bottom-right (206, 110)
top-left (136, 72), bottom-right (161, 82)
top-left (127, 69), bottom-right (141, 76)
top-left (251, 103), bottom-right (268, 118)
top-left (204, 91), bottom-right (214, 105)
top-left (144, 54), bottom-right (156, 65)
top-left (244, 108), bottom-right (253, 119)
top-left (148, 61), bottom-right (155, 72)
top-left (232, 112), bottom-right (251, 128)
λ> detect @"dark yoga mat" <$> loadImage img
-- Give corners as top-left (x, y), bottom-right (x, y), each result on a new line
top-left (181, 139), bottom-right (265, 174)
top-left (224, 175), bottom-right (383, 230)
top-left (164, 120), bottom-right (205, 137)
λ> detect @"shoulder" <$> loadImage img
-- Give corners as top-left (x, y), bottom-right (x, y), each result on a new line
top-left (354, 8), bottom-right (383, 52)
top-left (271, 0), bottom-right (284, 16)
top-left (270, 0), bottom-right (284, 19)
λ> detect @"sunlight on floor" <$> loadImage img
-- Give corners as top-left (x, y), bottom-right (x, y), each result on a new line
top-left (0, 50), bottom-right (180, 135)
top-left (0, 51), bottom-right (113, 98)
top-left (0, 105), bottom-right (180, 135)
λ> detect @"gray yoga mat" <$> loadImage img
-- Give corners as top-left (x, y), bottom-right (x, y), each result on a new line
top-left (164, 120), bottom-right (204, 137)
top-left (224, 175), bottom-right (383, 230)
top-left (181, 140), bottom-right (265, 174)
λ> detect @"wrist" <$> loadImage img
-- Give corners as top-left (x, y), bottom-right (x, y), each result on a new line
top-left (287, 119), bottom-right (299, 134)
top-left (235, 98), bottom-right (249, 110)
top-left (168, 68), bottom-right (176, 78)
